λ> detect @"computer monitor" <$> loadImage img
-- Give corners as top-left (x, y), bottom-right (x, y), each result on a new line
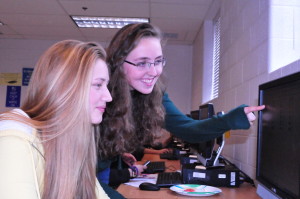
top-left (199, 103), bottom-right (215, 120)
top-left (256, 71), bottom-right (300, 199)
top-left (190, 110), bottom-right (200, 120)
top-left (189, 103), bottom-right (225, 167)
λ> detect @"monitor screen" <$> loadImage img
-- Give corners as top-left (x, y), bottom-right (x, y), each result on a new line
top-left (257, 72), bottom-right (300, 199)
top-left (190, 110), bottom-right (200, 120)
top-left (199, 103), bottom-right (215, 120)
top-left (197, 103), bottom-right (215, 159)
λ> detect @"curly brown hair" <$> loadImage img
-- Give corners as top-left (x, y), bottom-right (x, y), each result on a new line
top-left (98, 23), bottom-right (166, 159)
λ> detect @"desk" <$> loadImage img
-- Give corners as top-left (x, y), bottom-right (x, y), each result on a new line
top-left (117, 154), bottom-right (261, 199)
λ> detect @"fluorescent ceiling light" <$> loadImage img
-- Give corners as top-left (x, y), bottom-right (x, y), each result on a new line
top-left (71, 16), bottom-right (149, 28)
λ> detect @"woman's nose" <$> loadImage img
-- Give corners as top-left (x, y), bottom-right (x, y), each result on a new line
top-left (103, 87), bottom-right (112, 102)
top-left (147, 65), bottom-right (159, 76)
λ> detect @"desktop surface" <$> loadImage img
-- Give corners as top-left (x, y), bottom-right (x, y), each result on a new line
top-left (117, 154), bottom-right (261, 199)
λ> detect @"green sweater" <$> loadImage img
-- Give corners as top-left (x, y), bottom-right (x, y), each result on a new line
top-left (163, 93), bottom-right (250, 142)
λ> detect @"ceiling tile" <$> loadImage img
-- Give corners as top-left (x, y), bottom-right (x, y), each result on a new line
top-left (9, 25), bottom-right (83, 38)
top-left (151, 18), bottom-right (202, 32)
top-left (22, 34), bottom-right (86, 41)
top-left (0, 25), bottom-right (19, 35)
top-left (0, 0), bottom-right (217, 45)
top-left (0, 14), bottom-right (74, 26)
top-left (150, 0), bottom-right (212, 5)
top-left (79, 28), bottom-right (119, 42)
top-left (60, 0), bottom-right (149, 17)
top-left (0, 0), bottom-right (66, 15)
top-left (150, 3), bottom-right (209, 19)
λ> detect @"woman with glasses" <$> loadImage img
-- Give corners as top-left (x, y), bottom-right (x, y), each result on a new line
top-left (96, 23), bottom-right (264, 190)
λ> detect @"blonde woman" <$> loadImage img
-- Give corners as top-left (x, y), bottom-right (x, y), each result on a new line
top-left (0, 40), bottom-right (112, 199)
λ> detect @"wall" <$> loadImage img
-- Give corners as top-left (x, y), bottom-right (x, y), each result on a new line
top-left (191, 21), bottom-right (213, 110)
top-left (191, 0), bottom-right (220, 109)
top-left (215, 0), bottom-right (270, 180)
top-left (269, 0), bottom-right (300, 72)
top-left (192, 0), bottom-right (300, 180)
top-left (217, 0), bottom-right (269, 180)
top-left (0, 39), bottom-right (193, 114)
top-left (164, 44), bottom-right (193, 113)
top-left (0, 39), bottom-right (56, 112)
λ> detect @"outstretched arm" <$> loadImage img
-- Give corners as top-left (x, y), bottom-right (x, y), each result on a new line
top-left (163, 92), bottom-right (265, 143)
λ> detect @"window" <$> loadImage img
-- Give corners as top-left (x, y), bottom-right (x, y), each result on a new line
top-left (200, 15), bottom-right (220, 104)
top-left (212, 16), bottom-right (220, 99)
top-left (269, 1), bottom-right (300, 72)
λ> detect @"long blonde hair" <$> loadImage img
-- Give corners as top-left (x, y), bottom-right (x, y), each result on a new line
top-left (5, 40), bottom-right (106, 199)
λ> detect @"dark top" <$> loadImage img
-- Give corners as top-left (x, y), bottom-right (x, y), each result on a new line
top-left (99, 181), bottom-right (125, 199)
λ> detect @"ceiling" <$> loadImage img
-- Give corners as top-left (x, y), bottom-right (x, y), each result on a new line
top-left (0, 0), bottom-right (215, 45)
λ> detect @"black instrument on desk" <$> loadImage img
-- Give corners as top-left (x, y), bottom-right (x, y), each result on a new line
top-left (159, 149), bottom-right (180, 160)
top-left (189, 104), bottom-right (225, 168)
top-left (143, 161), bottom-right (165, 174)
top-left (139, 182), bottom-right (160, 191)
top-left (156, 172), bottom-right (182, 188)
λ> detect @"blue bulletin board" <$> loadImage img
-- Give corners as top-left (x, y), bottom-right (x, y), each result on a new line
top-left (22, 68), bottom-right (34, 86)
top-left (5, 86), bottom-right (21, 107)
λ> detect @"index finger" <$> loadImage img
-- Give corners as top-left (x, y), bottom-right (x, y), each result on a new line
top-left (244, 105), bottom-right (265, 114)
top-left (127, 155), bottom-right (137, 162)
top-left (131, 156), bottom-right (137, 162)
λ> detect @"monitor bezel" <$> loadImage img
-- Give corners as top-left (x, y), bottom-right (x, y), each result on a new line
top-left (190, 110), bottom-right (200, 120)
top-left (191, 103), bottom-right (225, 167)
top-left (199, 103), bottom-right (215, 120)
top-left (256, 71), bottom-right (300, 199)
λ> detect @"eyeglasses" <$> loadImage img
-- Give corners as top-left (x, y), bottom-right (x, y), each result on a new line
top-left (124, 58), bottom-right (166, 70)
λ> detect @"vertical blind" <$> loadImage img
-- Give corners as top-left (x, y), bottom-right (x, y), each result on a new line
top-left (212, 16), bottom-right (220, 100)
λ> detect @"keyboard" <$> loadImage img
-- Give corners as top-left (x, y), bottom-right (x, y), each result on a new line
top-left (143, 161), bottom-right (165, 174)
top-left (160, 151), bottom-right (179, 160)
top-left (156, 172), bottom-right (182, 187)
